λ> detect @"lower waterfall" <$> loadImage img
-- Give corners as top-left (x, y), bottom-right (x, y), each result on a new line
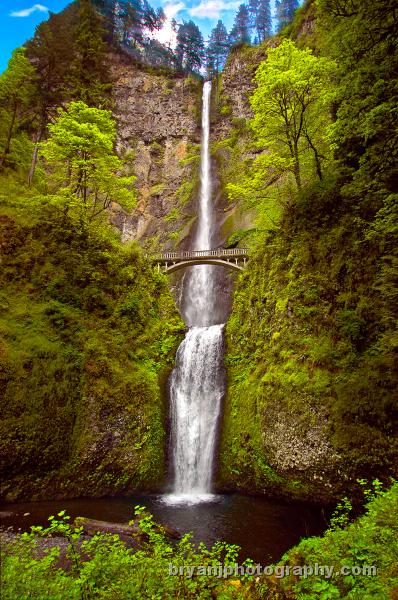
top-left (169, 325), bottom-right (224, 502)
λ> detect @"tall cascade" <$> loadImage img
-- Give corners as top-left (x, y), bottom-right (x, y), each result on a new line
top-left (165, 81), bottom-right (225, 504)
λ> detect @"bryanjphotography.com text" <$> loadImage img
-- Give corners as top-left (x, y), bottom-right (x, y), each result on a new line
top-left (168, 563), bottom-right (377, 580)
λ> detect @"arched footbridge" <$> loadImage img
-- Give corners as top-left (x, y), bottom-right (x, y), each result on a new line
top-left (151, 248), bottom-right (249, 273)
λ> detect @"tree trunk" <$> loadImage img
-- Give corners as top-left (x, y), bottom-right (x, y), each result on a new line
top-left (304, 130), bottom-right (323, 181)
top-left (0, 103), bottom-right (18, 169)
top-left (74, 517), bottom-right (181, 541)
top-left (293, 141), bottom-right (302, 191)
top-left (28, 112), bottom-right (46, 186)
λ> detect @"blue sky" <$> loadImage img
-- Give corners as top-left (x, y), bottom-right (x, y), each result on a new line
top-left (0, 0), bottom-right (280, 73)
top-left (1, 1), bottom-right (69, 72)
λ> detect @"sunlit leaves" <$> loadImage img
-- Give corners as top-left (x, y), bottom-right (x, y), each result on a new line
top-left (40, 101), bottom-right (136, 224)
top-left (250, 38), bottom-right (336, 191)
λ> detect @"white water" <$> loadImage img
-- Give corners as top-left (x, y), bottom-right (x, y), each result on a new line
top-left (164, 81), bottom-right (225, 505)
top-left (183, 80), bottom-right (217, 328)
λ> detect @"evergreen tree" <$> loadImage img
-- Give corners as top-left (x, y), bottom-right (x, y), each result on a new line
top-left (69, 0), bottom-right (111, 106)
top-left (141, 0), bottom-right (165, 34)
top-left (249, 0), bottom-right (271, 42)
top-left (118, 0), bottom-right (142, 46)
top-left (206, 20), bottom-right (230, 77)
top-left (0, 48), bottom-right (36, 170)
top-left (256, 0), bottom-right (272, 41)
top-left (176, 21), bottom-right (205, 73)
top-left (248, 0), bottom-right (258, 40)
top-left (26, 6), bottom-right (78, 184)
top-left (118, 0), bottom-right (165, 47)
top-left (229, 4), bottom-right (251, 47)
top-left (275, 0), bottom-right (299, 31)
top-left (92, 0), bottom-right (116, 42)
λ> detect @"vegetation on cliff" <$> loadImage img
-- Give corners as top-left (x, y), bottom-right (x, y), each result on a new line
top-left (0, 176), bottom-right (183, 500)
top-left (0, 0), bottom-right (397, 595)
top-left (0, 93), bottom-right (183, 501)
top-left (219, 0), bottom-right (398, 499)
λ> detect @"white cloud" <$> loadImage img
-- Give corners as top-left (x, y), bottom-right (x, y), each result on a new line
top-left (151, 2), bottom-right (185, 48)
top-left (189, 0), bottom-right (240, 19)
top-left (10, 4), bottom-right (49, 18)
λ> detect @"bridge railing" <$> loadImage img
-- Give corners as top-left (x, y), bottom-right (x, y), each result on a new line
top-left (151, 248), bottom-right (249, 262)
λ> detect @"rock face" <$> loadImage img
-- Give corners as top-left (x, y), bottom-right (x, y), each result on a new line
top-left (111, 54), bottom-right (201, 250)
top-left (212, 44), bottom-right (269, 140)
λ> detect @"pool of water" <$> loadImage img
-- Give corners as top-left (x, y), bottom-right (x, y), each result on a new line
top-left (0, 493), bottom-right (330, 563)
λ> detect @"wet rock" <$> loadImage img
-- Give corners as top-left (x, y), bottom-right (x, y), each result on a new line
top-left (0, 511), bottom-right (15, 518)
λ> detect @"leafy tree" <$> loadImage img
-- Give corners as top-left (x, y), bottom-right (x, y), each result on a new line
top-left (206, 20), bottom-right (230, 77)
top-left (176, 21), bottom-right (205, 73)
top-left (229, 4), bottom-right (251, 47)
top-left (275, 0), bottom-right (299, 31)
top-left (249, 39), bottom-right (335, 192)
top-left (0, 48), bottom-right (36, 171)
top-left (40, 101), bottom-right (135, 224)
top-left (249, 0), bottom-right (272, 42)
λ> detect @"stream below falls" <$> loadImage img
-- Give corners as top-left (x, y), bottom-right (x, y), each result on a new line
top-left (1, 495), bottom-right (330, 563)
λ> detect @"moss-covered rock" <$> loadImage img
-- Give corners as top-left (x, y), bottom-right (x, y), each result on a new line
top-left (0, 192), bottom-right (184, 502)
top-left (219, 177), bottom-right (398, 502)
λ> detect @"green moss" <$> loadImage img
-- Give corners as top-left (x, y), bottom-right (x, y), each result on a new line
top-left (220, 176), bottom-right (398, 500)
top-left (267, 483), bottom-right (398, 599)
top-left (149, 183), bottom-right (165, 196)
top-left (0, 182), bottom-right (184, 501)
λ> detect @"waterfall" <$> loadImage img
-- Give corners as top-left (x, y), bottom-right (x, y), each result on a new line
top-left (165, 81), bottom-right (225, 504)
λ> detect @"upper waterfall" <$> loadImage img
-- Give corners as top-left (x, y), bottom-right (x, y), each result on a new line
top-left (182, 81), bottom-right (220, 328)
top-left (196, 80), bottom-right (212, 252)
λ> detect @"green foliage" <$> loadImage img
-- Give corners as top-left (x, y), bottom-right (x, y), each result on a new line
top-left (206, 20), bottom-right (230, 77)
top-left (69, 0), bottom-right (111, 106)
top-left (329, 496), bottom-right (353, 530)
top-left (229, 4), bottom-right (251, 47)
top-left (0, 48), bottom-right (36, 171)
top-left (221, 175), bottom-right (398, 496)
top-left (40, 101), bottom-right (136, 225)
top-left (231, 39), bottom-right (335, 201)
top-left (316, 0), bottom-right (398, 201)
top-left (268, 482), bottom-right (398, 599)
top-left (1, 509), bottom-right (248, 600)
top-left (2, 485), bottom-right (398, 599)
top-left (176, 20), bottom-right (205, 74)
top-left (220, 1), bottom-right (398, 500)
top-left (275, 0), bottom-right (299, 32)
top-left (0, 176), bottom-right (184, 500)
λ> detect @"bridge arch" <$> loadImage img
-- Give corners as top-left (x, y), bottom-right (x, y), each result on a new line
top-left (150, 248), bottom-right (248, 274)
top-left (162, 258), bottom-right (244, 273)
